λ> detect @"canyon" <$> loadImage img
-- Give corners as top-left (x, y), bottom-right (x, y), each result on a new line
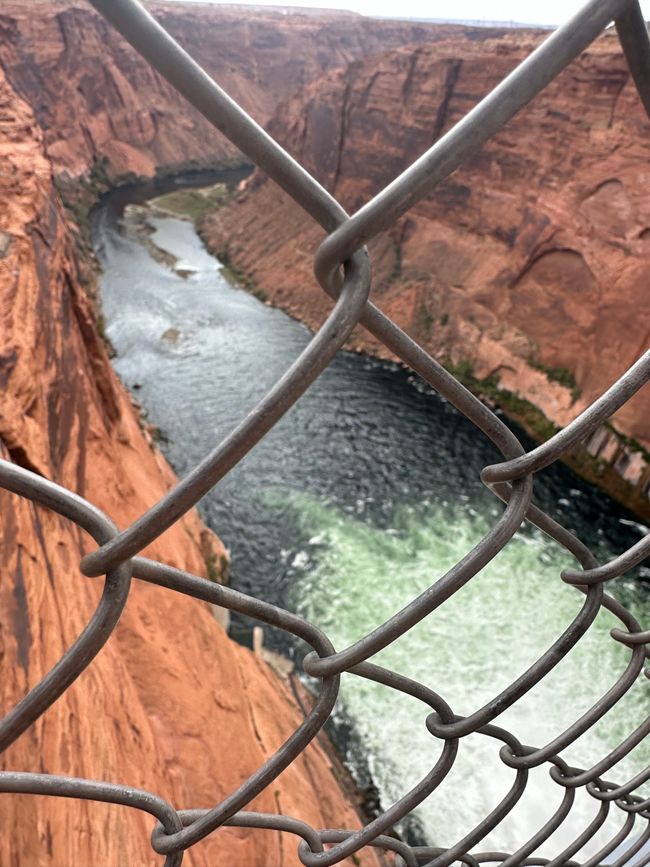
top-left (0, 1), bottom-right (461, 864)
top-left (0, 0), bottom-right (501, 180)
top-left (1, 1), bottom-right (649, 864)
top-left (205, 26), bottom-right (650, 515)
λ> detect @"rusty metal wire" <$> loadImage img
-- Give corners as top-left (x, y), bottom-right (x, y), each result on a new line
top-left (1, 0), bottom-right (650, 863)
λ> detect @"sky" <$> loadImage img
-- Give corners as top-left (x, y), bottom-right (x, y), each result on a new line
top-left (167, 0), bottom-right (650, 25)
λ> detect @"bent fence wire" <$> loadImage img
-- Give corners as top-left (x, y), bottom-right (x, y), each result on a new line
top-left (1, 0), bottom-right (650, 864)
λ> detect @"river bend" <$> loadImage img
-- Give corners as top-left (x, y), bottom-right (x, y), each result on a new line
top-left (93, 177), bottom-right (650, 857)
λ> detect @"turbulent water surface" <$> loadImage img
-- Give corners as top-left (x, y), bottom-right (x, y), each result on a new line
top-left (93, 178), bottom-right (650, 858)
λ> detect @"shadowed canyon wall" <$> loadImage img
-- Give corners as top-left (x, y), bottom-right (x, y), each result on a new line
top-left (205, 28), bottom-right (650, 509)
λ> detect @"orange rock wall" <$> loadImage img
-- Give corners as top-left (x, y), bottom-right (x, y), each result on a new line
top-left (0, 0), bottom-right (482, 180)
top-left (0, 50), bottom-right (378, 867)
top-left (207, 30), bottom-right (650, 458)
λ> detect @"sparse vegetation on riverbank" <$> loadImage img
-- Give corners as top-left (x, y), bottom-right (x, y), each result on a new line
top-left (149, 183), bottom-right (230, 223)
top-left (206, 247), bottom-right (268, 301)
top-left (446, 359), bottom-right (650, 522)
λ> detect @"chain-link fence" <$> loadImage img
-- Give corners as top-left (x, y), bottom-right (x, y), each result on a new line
top-left (1, 0), bottom-right (650, 864)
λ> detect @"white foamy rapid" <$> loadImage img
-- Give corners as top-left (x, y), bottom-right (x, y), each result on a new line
top-left (283, 493), bottom-right (649, 859)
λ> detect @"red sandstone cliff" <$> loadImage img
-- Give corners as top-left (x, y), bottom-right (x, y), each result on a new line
top-left (206, 29), bottom-right (650, 504)
top-left (0, 0), bottom-right (490, 180)
top-left (0, 52), bottom-right (379, 867)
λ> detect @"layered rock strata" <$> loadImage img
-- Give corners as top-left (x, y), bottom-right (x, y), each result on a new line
top-left (0, 53), bottom-right (377, 867)
top-left (205, 29), bottom-right (650, 511)
top-left (0, 0), bottom-right (500, 180)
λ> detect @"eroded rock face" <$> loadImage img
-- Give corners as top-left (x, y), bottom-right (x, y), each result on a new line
top-left (207, 29), bottom-right (650, 477)
top-left (0, 0), bottom-right (491, 179)
top-left (0, 62), bottom-right (378, 867)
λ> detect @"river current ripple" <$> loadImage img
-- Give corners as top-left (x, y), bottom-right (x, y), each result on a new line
top-left (93, 178), bottom-right (650, 858)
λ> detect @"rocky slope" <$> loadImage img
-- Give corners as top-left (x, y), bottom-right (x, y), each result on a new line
top-left (205, 28), bottom-right (650, 512)
top-left (0, 0), bottom-right (502, 181)
top-left (0, 44), bottom-right (379, 867)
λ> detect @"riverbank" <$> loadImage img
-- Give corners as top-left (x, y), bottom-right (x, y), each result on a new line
top-left (91, 163), bottom-right (650, 525)
top-left (171, 186), bottom-right (650, 522)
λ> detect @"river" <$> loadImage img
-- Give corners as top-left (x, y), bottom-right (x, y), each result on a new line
top-left (92, 175), bottom-right (650, 859)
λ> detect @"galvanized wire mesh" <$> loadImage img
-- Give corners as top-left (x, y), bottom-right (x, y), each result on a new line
top-left (2, 0), bottom-right (650, 864)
